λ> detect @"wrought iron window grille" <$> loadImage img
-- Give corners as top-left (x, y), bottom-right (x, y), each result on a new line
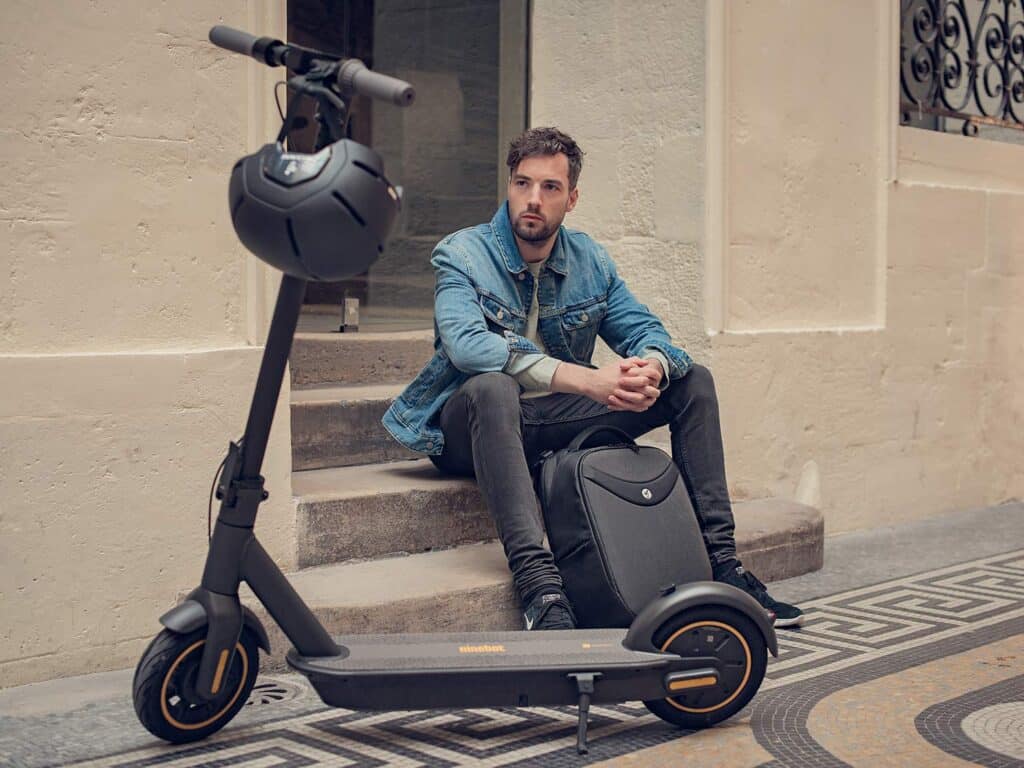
top-left (900, 0), bottom-right (1024, 140)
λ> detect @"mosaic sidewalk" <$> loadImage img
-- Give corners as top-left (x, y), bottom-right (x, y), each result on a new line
top-left (3, 547), bottom-right (1021, 767)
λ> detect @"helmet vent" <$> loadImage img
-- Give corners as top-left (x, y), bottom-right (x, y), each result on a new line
top-left (353, 160), bottom-right (380, 179)
top-left (332, 191), bottom-right (366, 227)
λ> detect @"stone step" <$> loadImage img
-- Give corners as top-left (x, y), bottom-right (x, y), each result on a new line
top-left (292, 457), bottom-right (823, 575)
top-left (291, 384), bottom-right (419, 470)
top-left (292, 460), bottom-right (496, 568)
top-left (289, 328), bottom-right (433, 388)
top-left (250, 499), bottom-right (823, 670)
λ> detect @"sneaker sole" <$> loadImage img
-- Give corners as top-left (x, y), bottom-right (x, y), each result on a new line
top-left (773, 614), bottom-right (805, 628)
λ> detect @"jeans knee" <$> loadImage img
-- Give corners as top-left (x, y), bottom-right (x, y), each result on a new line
top-left (668, 363), bottom-right (718, 409)
top-left (686, 364), bottom-right (716, 399)
top-left (462, 372), bottom-right (521, 409)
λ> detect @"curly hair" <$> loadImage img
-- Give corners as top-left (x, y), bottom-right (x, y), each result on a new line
top-left (506, 127), bottom-right (584, 189)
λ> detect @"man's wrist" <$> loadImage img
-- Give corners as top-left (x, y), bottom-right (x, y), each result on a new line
top-left (551, 362), bottom-right (594, 398)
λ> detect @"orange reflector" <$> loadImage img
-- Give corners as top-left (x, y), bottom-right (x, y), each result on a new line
top-left (211, 649), bottom-right (230, 693)
top-left (668, 675), bottom-right (718, 691)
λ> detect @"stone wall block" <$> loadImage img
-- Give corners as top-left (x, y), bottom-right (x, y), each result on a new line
top-left (531, 0), bottom-right (621, 138)
top-left (964, 272), bottom-right (1024, 363)
top-left (568, 136), bottom-right (626, 241)
top-left (0, 133), bottom-right (246, 353)
top-left (887, 183), bottom-right (987, 270)
top-left (655, 134), bottom-right (704, 244)
top-left (885, 264), bottom-right (967, 355)
top-left (617, 134), bottom-right (657, 237)
top-left (985, 193), bottom-right (1024, 276)
top-left (723, 0), bottom-right (881, 331)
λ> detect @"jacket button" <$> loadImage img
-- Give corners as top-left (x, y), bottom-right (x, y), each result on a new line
top-left (425, 441), bottom-right (434, 450)
top-left (518, 272), bottom-right (526, 281)
top-left (497, 310), bottom-right (505, 320)
top-left (581, 312), bottom-right (588, 321)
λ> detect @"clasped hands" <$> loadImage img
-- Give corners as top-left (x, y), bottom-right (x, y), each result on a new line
top-left (591, 356), bottom-right (663, 412)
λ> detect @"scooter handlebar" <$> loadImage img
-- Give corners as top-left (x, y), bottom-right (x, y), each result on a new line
top-left (338, 59), bottom-right (415, 107)
top-left (209, 25), bottom-right (265, 58)
top-left (208, 25), bottom-right (414, 107)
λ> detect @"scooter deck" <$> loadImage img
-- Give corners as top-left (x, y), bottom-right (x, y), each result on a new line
top-left (287, 629), bottom-right (715, 710)
top-left (298, 628), bottom-right (662, 671)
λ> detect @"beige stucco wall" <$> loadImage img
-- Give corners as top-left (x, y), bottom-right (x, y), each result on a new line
top-left (0, 1), bottom-right (293, 686)
top-left (532, 0), bottom-right (1023, 534)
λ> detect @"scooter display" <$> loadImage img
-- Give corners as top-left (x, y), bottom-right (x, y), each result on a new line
top-left (132, 25), bottom-right (778, 755)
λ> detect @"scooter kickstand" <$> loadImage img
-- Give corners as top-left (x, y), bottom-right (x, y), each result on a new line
top-left (568, 672), bottom-right (601, 755)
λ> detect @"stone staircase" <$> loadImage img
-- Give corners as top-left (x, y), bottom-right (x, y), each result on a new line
top-left (250, 318), bottom-right (824, 669)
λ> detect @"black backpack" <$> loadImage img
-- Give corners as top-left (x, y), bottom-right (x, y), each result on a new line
top-left (535, 426), bottom-right (712, 628)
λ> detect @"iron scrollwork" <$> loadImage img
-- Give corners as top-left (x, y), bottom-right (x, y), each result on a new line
top-left (901, 0), bottom-right (1024, 137)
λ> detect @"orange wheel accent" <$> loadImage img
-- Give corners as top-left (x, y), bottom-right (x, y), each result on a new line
top-left (659, 620), bottom-right (751, 714)
top-left (159, 640), bottom-right (249, 730)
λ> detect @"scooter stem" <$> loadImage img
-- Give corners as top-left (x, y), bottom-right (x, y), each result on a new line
top-left (194, 273), bottom-right (310, 698)
top-left (240, 274), bottom-right (308, 481)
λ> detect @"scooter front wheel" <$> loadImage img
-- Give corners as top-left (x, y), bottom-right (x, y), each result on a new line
top-left (133, 626), bottom-right (260, 743)
top-left (643, 605), bottom-right (767, 729)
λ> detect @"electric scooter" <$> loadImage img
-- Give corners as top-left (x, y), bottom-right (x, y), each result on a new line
top-left (132, 25), bottom-right (778, 755)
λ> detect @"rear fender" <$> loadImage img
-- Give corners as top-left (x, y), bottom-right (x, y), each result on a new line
top-left (624, 581), bottom-right (778, 657)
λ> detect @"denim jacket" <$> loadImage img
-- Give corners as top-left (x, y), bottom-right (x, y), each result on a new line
top-left (381, 203), bottom-right (693, 455)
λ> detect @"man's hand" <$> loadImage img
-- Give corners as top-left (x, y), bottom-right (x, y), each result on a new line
top-left (551, 357), bottom-right (662, 412)
top-left (622, 357), bottom-right (663, 388)
top-left (606, 357), bottom-right (661, 412)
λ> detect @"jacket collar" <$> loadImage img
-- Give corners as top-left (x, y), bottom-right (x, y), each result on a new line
top-left (491, 202), bottom-right (569, 277)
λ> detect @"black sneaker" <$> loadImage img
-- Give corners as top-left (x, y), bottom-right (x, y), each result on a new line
top-left (714, 562), bottom-right (804, 628)
top-left (523, 591), bottom-right (577, 631)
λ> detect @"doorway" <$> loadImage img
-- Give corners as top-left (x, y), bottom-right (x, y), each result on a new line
top-left (287, 0), bottom-right (529, 331)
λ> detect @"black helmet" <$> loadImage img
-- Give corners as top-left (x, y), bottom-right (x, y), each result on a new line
top-left (228, 140), bottom-right (401, 281)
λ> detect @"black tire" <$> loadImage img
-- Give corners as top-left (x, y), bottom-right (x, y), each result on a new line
top-left (643, 605), bottom-right (767, 729)
top-left (132, 627), bottom-right (260, 743)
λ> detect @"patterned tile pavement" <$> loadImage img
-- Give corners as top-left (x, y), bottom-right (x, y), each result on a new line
top-left (917, 676), bottom-right (1024, 767)
top-left (3, 548), bottom-right (1021, 767)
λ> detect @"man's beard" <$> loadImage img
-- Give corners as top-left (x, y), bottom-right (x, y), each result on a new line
top-left (513, 212), bottom-right (560, 242)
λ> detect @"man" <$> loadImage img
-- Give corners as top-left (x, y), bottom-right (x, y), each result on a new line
top-left (383, 127), bottom-right (803, 630)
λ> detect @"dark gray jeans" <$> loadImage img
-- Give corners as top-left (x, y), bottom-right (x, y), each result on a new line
top-left (430, 364), bottom-right (737, 606)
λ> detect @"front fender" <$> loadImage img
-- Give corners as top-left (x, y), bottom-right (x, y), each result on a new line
top-left (623, 581), bottom-right (778, 657)
top-left (159, 597), bottom-right (271, 653)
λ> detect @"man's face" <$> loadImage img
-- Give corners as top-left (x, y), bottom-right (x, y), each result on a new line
top-left (507, 153), bottom-right (579, 248)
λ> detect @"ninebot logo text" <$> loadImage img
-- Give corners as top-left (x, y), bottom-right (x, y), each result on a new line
top-left (458, 644), bottom-right (506, 654)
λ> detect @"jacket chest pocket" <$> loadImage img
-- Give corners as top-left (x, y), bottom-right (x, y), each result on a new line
top-left (560, 300), bottom-right (607, 362)
top-left (479, 293), bottom-right (522, 334)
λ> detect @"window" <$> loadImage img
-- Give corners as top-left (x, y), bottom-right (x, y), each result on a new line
top-left (900, 0), bottom-right (1024, 145)
top-left (288, 0), bottom-right (529, 329)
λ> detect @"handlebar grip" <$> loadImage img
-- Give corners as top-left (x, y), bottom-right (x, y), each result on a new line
top-left (209, 25), bottom-right (260, 57)
top-left (338, 60), bottom-right (415, 107)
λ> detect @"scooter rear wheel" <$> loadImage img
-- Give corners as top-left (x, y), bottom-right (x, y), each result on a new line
top-left (133, 626), bottom-right (260, 743)
top-left (643, 605), bottom-right (767, 729)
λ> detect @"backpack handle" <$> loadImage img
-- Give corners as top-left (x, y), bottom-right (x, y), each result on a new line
top-left (568, 425), bottom-right (637, 452)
